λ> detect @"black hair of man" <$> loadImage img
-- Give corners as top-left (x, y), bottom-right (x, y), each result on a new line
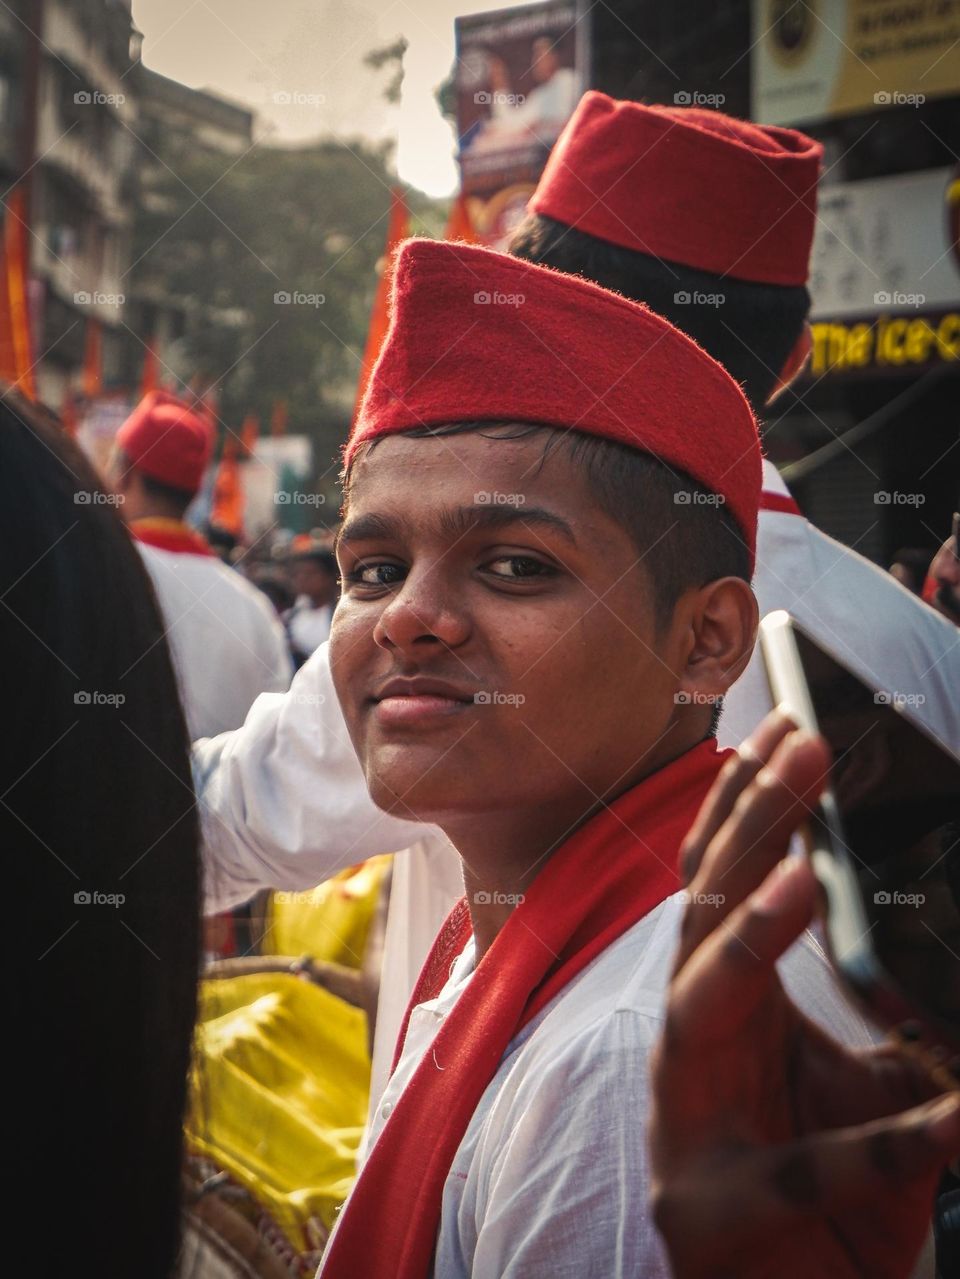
top-left (290, 547), bottom-right (338, 576)
top-left (509, 212), bottom-right (810, 414)
top-left (119, 449), bottom-right (196, 517)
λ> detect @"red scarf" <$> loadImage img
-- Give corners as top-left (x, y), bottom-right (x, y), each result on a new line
top-left (130, 517), bottom-right (213, 557)
top-left (321, 737), bottom-right (730, 1279)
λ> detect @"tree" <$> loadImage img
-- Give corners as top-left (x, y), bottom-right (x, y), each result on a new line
top-left (130, 129), bottom-right (442, 476)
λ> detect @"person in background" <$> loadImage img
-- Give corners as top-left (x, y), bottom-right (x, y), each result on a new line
top-left (890, 547), bottom-right (935, 596)
top-left (250, 564), bottom-right (296, 618)
top-left (479, 36), bottom-right (580, 148)
top-left (508, 92), bottom-right (960, 756)
top-left (1, 384), bottom-right (200, 1278)
top-left (924, 513), bottom-right (960, 626)
top-left (109, 390), bottom-right (293, 738)
top-left (283, 538), bottom-right (340, 666)
top-left (205, 522), bottom-right (240, 564)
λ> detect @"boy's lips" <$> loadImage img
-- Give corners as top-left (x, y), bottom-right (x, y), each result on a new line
top-left (371, 676), bottom-right (478, 729)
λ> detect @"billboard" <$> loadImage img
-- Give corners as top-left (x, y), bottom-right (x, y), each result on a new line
top-left (806, 166), bottom-right (960, 376)
top-left (455, 0), bottom-right (587, 210)
top-left (752, 0), bottom-right (960, 126)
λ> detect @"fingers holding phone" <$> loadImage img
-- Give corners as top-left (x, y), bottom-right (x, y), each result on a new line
top-left (650, 709), bottom-right (960, 1279)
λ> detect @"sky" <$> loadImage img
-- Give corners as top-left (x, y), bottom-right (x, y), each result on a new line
top-left (130, 0), bottom-right (510, 196)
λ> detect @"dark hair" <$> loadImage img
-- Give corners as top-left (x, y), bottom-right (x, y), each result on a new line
top-left (1, 386), bottom-right (200, 1277)
top-left (344, 421), bottom-right (751, 628)
top-left (119, 449), bottom-right (196, 515)
top-left (509, 212), bottom-right (810, 412)
top-left (290, 548), bottom-right (338, 576)
top-left (250, 566), bottom-right (296, 615)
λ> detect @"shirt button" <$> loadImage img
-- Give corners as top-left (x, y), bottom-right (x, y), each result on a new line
top-left (381, 1101), bottom-right (393, 1119)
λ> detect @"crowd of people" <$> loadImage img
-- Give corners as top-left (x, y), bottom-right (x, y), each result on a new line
top-left (4, 89), bottom-right (960, 1279)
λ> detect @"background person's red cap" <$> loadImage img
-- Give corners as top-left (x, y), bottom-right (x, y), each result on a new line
top-left (529, 92), bottom-right (822, 286)
top-left (116, 391), bottom-right (213, 494)
top-left (346, 239), bottom-right (762, 567)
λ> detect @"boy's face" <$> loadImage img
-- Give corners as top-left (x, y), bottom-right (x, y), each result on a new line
top-left (331, 430), bottom-right (695, 828)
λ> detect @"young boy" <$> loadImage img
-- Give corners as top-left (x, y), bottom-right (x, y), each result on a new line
top-left (319, 237), bottom-right (873, 1278)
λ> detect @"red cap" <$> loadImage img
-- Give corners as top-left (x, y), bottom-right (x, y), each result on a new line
top-left (530, 92), bottom-right (822, 286)
top-left (346, 239), bottom-right (762, 567)
top-left (116, 391), bottom-right (213, 494)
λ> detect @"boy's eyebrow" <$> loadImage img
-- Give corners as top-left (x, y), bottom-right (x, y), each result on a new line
top-left (337, 512), bottom-right (403, 549)
top-left (338, 505), bottom-right (579, 549)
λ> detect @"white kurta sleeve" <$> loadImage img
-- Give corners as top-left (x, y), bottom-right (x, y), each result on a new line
top-left (193, 640), bottom-right (436, 914)
top-left (721, 475), bottom-right (960, 755)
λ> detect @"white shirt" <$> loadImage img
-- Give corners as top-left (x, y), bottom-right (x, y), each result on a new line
top-left (193, 470), bottom-right (960, 1116)
top-left (337, 892), bottom-right (875, 1279)
top-left (490, 68), bottom-right (580, 137)
top-left (720, 461), bottom-right (960, 755)
top-left (138, 543), bottom-right (293, 740)
top-left (287, 598), bottom-right (334, 658)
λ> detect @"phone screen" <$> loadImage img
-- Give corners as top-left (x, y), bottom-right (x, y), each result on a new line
top-left (793, 628), bottom-right (960, 1032)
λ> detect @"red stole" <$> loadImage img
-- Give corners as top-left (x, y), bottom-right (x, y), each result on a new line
top-left (759, 490), bottom-right (802, 518)
top-left (130, 517), bottom-right (213, 557)
top-left (321, 737), bottom-right (731, 1279)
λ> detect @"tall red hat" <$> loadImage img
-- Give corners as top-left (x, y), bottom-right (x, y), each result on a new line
top-left (529, 92), bottom-right (822, 286)
top-left (346, 239), bottom-right (762, 567)
top-left (116, 391), bottom-right (213, 494)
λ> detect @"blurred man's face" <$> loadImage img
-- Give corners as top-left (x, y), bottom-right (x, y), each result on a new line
top-left (531, 38), bottom-right (560, 83)
top-left (290, 559), bottom-right (336, 606)
top-left (929, 521), bottom-right (960, 624)
top-left (330, 431), bottom-right (696, 830)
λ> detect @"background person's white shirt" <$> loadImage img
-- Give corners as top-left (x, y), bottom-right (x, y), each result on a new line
top-left (341, 892), bottom-right (876, 1279)
top-left (138, 543), bottom-right (292, 739)
top-left (287, 597), bottom-right (334, 657)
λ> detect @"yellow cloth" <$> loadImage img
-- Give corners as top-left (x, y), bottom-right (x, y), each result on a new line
top-left (264, 855), bottom-right (390, 967)
top-left (186, 972), bottom-right (370, 1251)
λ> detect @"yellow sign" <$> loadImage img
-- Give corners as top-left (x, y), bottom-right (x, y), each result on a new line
top-left (754, 0), bottom-right (960, 125)
top-left (810, 312), bottom-right (960, 374)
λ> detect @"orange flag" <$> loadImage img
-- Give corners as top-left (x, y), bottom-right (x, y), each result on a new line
top-left (444, 192), bottom-right (478, 244)
top-left (0, 186), bottom-right (36, 397)
top-left (269, 398), bottom-right (288, 437)
top-left (82, 319), bottom-right (103, 399)
top-left (211, 436), bottom-right (244, 538)
top-left (61, 387), bottom-right (78, 437)
top-left (354, 187), bottom-right (409, 418)
top-left (140, 338), bottom-right (160, 396)
top-left (240, 411), bottom-right (259, 457)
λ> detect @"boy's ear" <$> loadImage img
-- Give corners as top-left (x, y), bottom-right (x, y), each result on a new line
top-left (675, 577), bottom-right (758, 703)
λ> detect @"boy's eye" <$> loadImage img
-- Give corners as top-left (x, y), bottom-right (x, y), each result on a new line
top-left (348, 562), bottom-right (406, 587)
top-left (484, 556), bottom-right (554, 580)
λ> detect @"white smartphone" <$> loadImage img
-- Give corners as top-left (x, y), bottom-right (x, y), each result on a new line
top-left (759, 610), bottom-right (960, 1050)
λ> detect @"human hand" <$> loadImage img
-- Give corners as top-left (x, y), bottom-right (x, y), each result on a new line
top-left (649, 711), bottom-right (960, 1278)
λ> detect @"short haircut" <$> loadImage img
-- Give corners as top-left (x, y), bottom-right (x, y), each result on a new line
top-left (344, 421), bottom-right (751, 629)
top-left (509, 212), bottom-right (810, 412)
top-left (120, 450), bottom-right (196, 515)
